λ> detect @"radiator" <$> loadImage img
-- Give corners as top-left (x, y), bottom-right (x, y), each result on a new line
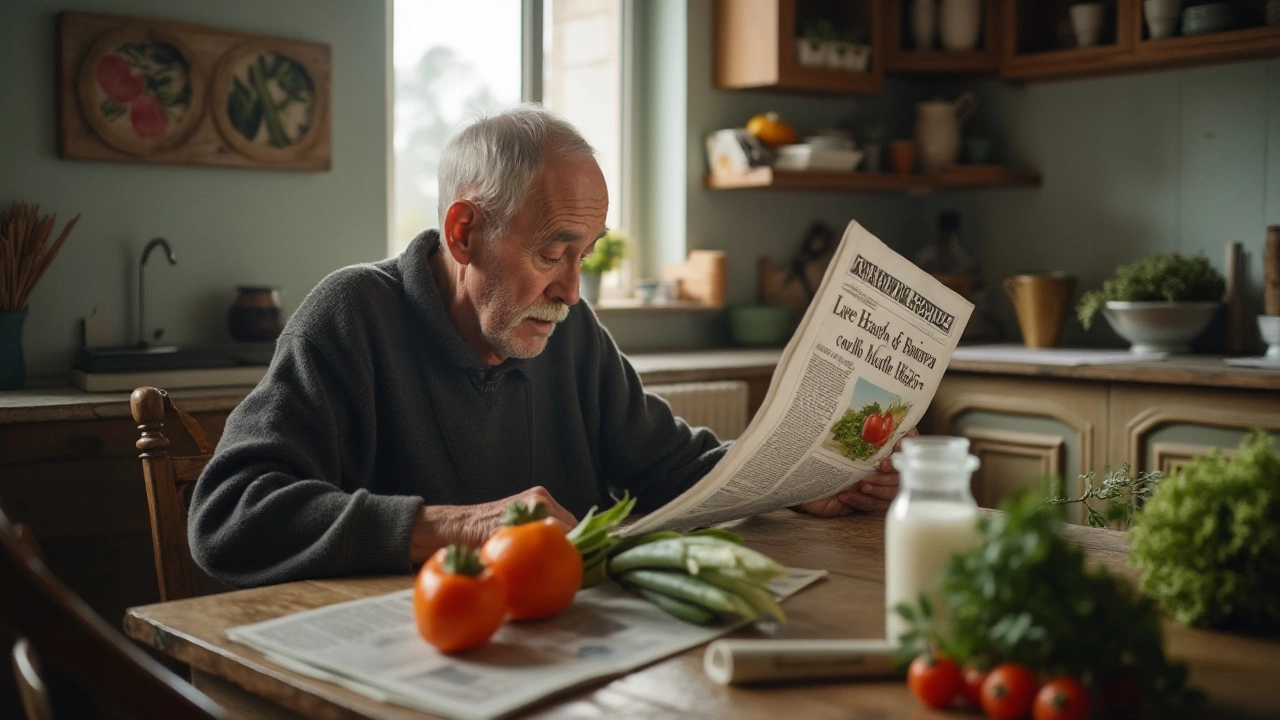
top-left (647, 380), bottom-right (750, 440)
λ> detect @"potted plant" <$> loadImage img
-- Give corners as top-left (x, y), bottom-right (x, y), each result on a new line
top-left (860, 119), bottom-right (888, 173)
top-left (828, 28), bottom-right (872, 72)
top-left (579, 229), bottom-right (627, 305)
top-left (798, 19), bottom-right (836, 67)
top-left (1076, 252), bottom-right (1224, 353)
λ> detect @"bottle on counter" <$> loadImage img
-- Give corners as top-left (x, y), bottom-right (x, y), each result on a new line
top-left (884, 436), bottom-right (982, 646)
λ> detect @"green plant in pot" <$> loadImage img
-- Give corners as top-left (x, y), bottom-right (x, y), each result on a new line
top-left (0, 201), bottom-right (80, 390)
top-left (579, 229), bottom-right (627, 306)
top-left (1076, 253), bottom-right (1224, 354)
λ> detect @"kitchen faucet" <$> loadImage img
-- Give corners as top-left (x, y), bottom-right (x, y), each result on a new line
top-left (138, 237), bottom-right (176, 348)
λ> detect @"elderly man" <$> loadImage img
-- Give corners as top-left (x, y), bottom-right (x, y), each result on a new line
top-left (190, 105), bottom-right (902, 587)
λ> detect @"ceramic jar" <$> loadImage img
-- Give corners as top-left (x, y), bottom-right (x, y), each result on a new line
top-left (915, 93), bottom-right (977, 172)
top-left (228, 286), bottom-right (284, 343)
top-left (939, 0), bottom-right (983, 50)
top-left (911, 0), bottom-right (937, 50)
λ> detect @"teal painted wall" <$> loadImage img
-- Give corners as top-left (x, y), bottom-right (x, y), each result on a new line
top-left (0, 0), bottom-right (389, 379)
top-left (922, 60), bottom-right (1280, 348)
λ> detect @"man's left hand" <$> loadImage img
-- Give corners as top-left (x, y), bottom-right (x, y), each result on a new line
top-left (795, 428), bottom-right (918, 517)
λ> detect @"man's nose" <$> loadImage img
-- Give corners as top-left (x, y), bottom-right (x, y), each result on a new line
top-left (550, 262), bottom-right (581, 306)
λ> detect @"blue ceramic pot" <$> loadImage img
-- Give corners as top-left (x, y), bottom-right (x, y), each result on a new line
top-left (0, 310), bottom-right (28, 390)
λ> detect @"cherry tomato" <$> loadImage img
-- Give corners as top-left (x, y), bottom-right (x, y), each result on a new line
top-left (480, 506), bottom-right (583, 620)
top-left (130, 95), bottom-right (167, 138)
top-left (961, 663), bottom-right (990, 707)
top-left (96, 54), bottom-right (144, 103)
top-left (907, 653), bottom-right (963, 709)
top-left (413, 545), bottom-right (506, 653)
top-left (981, 663), bottom-right (1039, 720)
top-left (1033, 677), bottom-right (1091, 720)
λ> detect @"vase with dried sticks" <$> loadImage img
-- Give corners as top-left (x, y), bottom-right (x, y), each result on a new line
top-left (0, 201), bottom-right (80, 389)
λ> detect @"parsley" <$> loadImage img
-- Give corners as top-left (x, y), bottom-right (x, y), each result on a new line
top-left (1076, 253), bottom-right (1224, 330)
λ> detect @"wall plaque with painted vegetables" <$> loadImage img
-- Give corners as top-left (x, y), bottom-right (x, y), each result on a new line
top-left (58, 11), bottom-right (330, 171)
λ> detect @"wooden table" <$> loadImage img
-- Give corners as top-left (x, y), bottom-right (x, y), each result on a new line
top-left (124, 511), bottom-right (1280, 719)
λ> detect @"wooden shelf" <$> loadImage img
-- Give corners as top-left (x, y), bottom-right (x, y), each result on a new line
top-left (714, 0), bottom-right (884, 94)
top-left (706, 166), bottom-right (1042, 194)
top-left (1002, 1), bottom-right (1280, 81)
top-left (882, 0), bottom-right (1002, 74)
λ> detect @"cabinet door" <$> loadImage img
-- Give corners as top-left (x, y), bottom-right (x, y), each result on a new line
top-left (1000, 0), bottom-right (1137, 80)
top-left (1109, 383), bottom-right (1280, 475)
top-left (928, 373), bottom-right (1108, 522)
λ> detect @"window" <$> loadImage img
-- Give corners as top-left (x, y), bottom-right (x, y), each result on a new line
top-left (391, 0), bottom-right (628, 260)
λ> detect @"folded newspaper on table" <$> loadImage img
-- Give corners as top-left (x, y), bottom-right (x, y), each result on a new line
top-left (624, 220), bottom-right (974, 535)
top-left (226, 569), bottom-right (826, 720)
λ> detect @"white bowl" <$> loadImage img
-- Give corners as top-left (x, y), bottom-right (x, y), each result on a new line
top-left (1259, 315), bottom-right (1280, 359)
top-left (1101, 301), bottom-right (1220, 354)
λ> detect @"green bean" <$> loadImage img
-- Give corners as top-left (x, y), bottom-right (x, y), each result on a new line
top-left (686, 542), bottom-right (785, 581)
top-left (621, 569), bottom-right (756, 620)
top-left (698, 569), bottom-right (786, 623)
top-left (634, 588), bottom-right (718, 625)
top-left (607, 538), bottom-right (689, 574)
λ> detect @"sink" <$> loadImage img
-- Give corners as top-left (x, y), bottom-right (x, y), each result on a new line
top-left (75, 343), bottom-right (275, 373)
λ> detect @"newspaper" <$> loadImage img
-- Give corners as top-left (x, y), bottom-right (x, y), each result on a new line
top-left (624, 221), bottom-right (974, 535)
top-left (226, 568), bottom-right (827, 720)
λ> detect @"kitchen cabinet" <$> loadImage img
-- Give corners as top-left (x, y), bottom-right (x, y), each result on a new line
top-left (715, 0), bottom-right (884, 93)
top-left (925, 356), bottom-right (1280, 523)
top-left (1002, 0), bottom-right (1280, 81)
top-left (883, 0), bottom-right (1003, 74)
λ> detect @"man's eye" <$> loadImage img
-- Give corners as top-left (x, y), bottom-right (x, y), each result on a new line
top-left (541, 255), bottom-right (563, 265)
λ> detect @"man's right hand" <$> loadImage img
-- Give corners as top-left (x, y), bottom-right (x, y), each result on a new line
top-left (409, 486), bottom-right (578, 564)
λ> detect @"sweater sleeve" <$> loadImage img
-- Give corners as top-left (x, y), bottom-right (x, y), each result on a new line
top-left (188, 332), bottom-right (422, 587)
top-left (591, 323), bottom-right (731, 514)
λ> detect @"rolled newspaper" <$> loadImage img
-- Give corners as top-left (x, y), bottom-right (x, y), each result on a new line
top-left (703, 639), bottom-right (896, 686)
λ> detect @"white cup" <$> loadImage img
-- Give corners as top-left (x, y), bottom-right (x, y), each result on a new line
top-left (1144, 0), bottom-right (1181, 38)
top-left (1069, 3), bottom-right (1106, 47)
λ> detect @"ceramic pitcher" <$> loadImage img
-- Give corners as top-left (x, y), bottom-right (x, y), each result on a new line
top-left (915, 92), bottom-right (977, 172)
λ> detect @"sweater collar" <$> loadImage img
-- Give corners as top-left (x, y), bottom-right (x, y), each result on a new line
top-left (398, 229), bottom-right (530, 376)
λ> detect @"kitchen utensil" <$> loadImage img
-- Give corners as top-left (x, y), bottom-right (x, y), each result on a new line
top-left (912, 0), bottom-right (938, 50)
top-left (1069, 3), bottom-right (1106, 47)
top-left (915, 93), bottom-right (977, 172)
top-left (1181, 2), bottom-right (1238, 34)
top-left (889, 140), bottom-right (918, 174)
top-left (940, 0), bottom-right (983, 50)
top-left (774, 144), bottom-right (863, 172)
top-left (1101, 301), bottom-right (1220, 354)
top-left (1144, 0), bottom-right (1182, 39)
top-left (1003, 272), bottom-right (1076, 348)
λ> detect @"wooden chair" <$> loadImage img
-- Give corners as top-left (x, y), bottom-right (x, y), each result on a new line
top-left (131, 386), bottom-right (219, 603)
top-left (0, 504), bottom-right (226, 720)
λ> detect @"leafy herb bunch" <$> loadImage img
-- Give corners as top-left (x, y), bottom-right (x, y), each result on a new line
top-left (1046, 464), bottom-right (1162, 529)
top-left (897, 495), bottom-right (1197, 714)
top-left (1076, 253), bottom-right (1224, 329)
top-left (1129, 430), bottom-right (1280, 633)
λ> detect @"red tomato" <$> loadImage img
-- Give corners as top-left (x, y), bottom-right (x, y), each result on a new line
top-left (981, 663), bottom-right (1039, 720)
top-left (413, 546), bottom-right (506, 653)
top-left (480, 515), bottom-right (583, 620)
top-left (961, 663), bottom-right (989, 707)
top-left (861, 412), bottom-right (887, 446)
top-left (96, 54), bottom-right (144, 103)
top-left (130, 95), bottom-right (167, 138)
top-left (907, 653), bottom-right (963, 709)
top-left (1033, 677), bottom-right (1091, 720)
top-left (881, 411), bottom-right (896, 439)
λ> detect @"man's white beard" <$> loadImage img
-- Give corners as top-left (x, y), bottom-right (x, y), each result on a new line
top-left (478, 281), bottom-right (570, 359)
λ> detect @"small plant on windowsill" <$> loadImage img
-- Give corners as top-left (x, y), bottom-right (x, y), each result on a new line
top-left (579, 229), bottom-right (627, 306)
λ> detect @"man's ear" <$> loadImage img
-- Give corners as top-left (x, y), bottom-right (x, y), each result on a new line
top-left (442, 200), bottom-right (481, 265)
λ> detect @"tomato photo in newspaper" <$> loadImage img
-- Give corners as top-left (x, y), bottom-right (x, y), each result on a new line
top-left (825, 394), bottom-right (911, 461)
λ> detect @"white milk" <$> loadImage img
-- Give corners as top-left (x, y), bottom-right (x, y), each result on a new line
top-left (883, 437), bottom-right (982, 646)
top-left (884, 501), bottom-right (981, 644)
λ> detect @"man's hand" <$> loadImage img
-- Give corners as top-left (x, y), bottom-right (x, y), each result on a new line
top-left (409, 486), bottom-right (577, 563)
top-left (795, 428), bottom-right (919, 517)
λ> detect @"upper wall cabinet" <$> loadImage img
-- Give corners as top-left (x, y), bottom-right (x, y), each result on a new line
top-left (883, 0), bottom-right (1003, 74)
top-left (1002, 0), bottom-right (1280, 81)
top-left (715, 0), bottom-right (884, 93)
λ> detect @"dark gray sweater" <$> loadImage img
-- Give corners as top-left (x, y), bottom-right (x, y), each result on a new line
top-left (189, 231), bottom-right (728, 587)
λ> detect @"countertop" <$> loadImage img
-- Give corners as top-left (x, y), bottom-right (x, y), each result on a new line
top-left (949, 354), bottom-right (1280, 391)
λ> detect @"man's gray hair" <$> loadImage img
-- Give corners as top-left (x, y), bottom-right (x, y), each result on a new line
top-left (438, 103), bottom-right (596, 238)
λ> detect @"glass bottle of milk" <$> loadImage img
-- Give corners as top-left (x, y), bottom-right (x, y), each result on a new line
top-left (884, 436), bottom-right (982, 646)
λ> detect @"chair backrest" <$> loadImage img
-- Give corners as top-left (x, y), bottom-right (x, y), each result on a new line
top-left (0, 505), bottom-right (226, 720)
top-left (131, 386), bottom-right (217, 603)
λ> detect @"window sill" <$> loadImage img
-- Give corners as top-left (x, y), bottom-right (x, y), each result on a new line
top-left (592, 299), bottom-right (723, 314)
